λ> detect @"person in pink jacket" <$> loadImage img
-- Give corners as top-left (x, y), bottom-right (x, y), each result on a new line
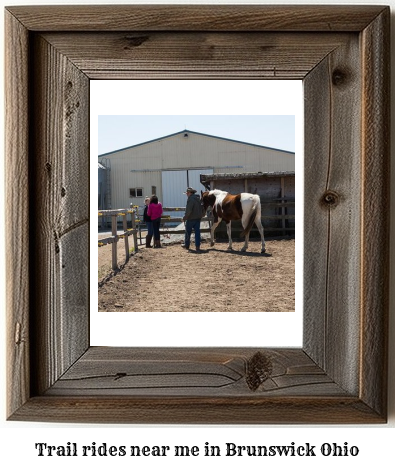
top-left (147, 195), bottom-right (163, 248)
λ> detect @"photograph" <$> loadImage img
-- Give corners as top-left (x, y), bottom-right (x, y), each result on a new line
top-left (97, 113), bottom-right (296, 313)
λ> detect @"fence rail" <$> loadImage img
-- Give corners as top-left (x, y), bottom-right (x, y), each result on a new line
top-left (98, 199), bottom-right (295, 269)
top-left (98, 209), bottom-right (138, 270)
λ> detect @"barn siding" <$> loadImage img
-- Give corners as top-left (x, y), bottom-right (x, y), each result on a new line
top-left (99, 131), bottom-right (294, 210)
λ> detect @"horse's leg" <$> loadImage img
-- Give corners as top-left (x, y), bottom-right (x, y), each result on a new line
top-left (210, 220), bottom-right (220, 247)
top-left (226, 221), bottom-right (233, 250)
top-left (241, 230), bottom-right (249, 252)
top-left (240, 204), bottom-right (252, 252)
top-left (255, 215), bottom-right (266, 253)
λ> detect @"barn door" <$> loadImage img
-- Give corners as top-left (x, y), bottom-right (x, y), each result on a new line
top-left (162, 169), bottom-right (213, 222)
top-left (161, 170), bottom-right (188, 222)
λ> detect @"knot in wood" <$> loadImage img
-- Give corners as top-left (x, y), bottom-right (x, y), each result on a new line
top-left (123, 35), bottom-right (149, 49)
top-left (332, 68), bottom-right (348, 87)
top-left (321, 190), bottom-right (340, 207)
top-left (246, 351), bottom-right (273, 391)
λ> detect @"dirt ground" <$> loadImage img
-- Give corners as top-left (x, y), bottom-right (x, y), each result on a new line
top-left (98, 237), bottom-right (295, 312)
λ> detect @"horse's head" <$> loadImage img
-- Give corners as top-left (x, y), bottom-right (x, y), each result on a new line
top-left (200, 191), bottom-right (210, 210)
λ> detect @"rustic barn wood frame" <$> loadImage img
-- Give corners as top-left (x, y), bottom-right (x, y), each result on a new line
top-left (5, 5), bottom-right (389, 424)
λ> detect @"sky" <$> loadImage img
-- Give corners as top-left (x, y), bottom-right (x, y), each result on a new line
top-left (98, 115), bottom-right (296, 156)
top-left (92, 80), bottom-right (302, 157)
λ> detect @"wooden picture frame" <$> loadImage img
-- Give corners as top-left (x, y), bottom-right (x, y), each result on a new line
top-left (5, 5), bottom-right (389, 424)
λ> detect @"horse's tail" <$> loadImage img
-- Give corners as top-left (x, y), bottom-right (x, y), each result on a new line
top-left (240, 196), bottom-right (260, 237)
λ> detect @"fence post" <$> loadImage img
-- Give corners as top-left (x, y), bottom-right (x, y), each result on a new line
top-left (123, 213), bottom-right (129, 262)
top-left (131, 210), bottom-right (138, 253)
top-left (112, 214), bottom-right (117, 270)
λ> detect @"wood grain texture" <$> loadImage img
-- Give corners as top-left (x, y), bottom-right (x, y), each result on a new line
top-left (5, 5), bottom-right (386, 32)
top-left (10, 395), bottom-right (383, 425)
top-left (304, 35), bottom-right (362, 395)
top-left (42, 32), bottom-right (351, 80)
top-left (360, 9), bottom-right (390, 418)
top-left (29, 34), bottom-right (90, 395)
top-left (9, 348), bottom-right (382, 424)
top-left (303, 55), bottom-right (332, 367)
top-left (5, 5), bottom-right (389, 424)
top-left (46, 347), bottom-right (344, 397)
top-left (5, 10), bottom-right (30, 418)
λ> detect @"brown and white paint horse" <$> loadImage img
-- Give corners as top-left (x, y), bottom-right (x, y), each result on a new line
top-left (201, 189), bottom-right (266, 253)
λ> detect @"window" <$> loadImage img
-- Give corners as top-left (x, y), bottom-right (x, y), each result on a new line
top-left (129, 188), bottom-right (143, 198)
top-left (151, 186), bottom-right (157, 196)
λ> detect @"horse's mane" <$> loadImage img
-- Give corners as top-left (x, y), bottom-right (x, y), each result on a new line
top-left (210, 189), bottom-right (228, 196)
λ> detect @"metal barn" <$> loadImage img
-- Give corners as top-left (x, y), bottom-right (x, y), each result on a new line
top-left (98, 129), bottom-right (295, 212)
top-left (98, 162), bottom-right (110, 210)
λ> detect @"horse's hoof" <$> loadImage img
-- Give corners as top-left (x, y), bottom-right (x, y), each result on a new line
top-left (210, 242), bottom-right (215, 247)
top-left (240, 247), bottom-right (247, 252)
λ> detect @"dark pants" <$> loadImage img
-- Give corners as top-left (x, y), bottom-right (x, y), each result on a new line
top-left (152, 218), bottom-right (161, 240)
top-left (146, 221), bottom-right (153, 236)
top-left (185, 219), bottom-right (201, 248)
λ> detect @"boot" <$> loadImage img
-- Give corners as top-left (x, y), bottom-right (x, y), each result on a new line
top-left (146, 234), bottom-right (152, 248)
top-left (155, 239), bottom-right (161, 248)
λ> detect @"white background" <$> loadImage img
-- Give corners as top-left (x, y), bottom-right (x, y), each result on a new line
top-left (1, 0), bottom-right (394, 469)
top-left (91, 79), bottom-right (304, 347)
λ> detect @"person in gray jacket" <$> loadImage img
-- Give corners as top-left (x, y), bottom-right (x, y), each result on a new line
top-left (182, 187), bottom-right (203, 252)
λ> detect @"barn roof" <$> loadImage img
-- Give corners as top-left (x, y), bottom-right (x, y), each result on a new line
top-left (98, 129), bottom-right (295, 158)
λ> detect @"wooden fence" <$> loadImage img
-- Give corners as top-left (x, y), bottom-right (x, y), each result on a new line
top-left (98, 209), bottom-right (138, 270)
top-left (197, 199), bottom-right (295, 238)
top-left (98, 200), bottom-right (294, 269)
top-left (98, 207), bottom-right (212, 270)
top-left (260, 198), bottom-right (295, 236)
top-left (158, 207), bottom-right (213, 234)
